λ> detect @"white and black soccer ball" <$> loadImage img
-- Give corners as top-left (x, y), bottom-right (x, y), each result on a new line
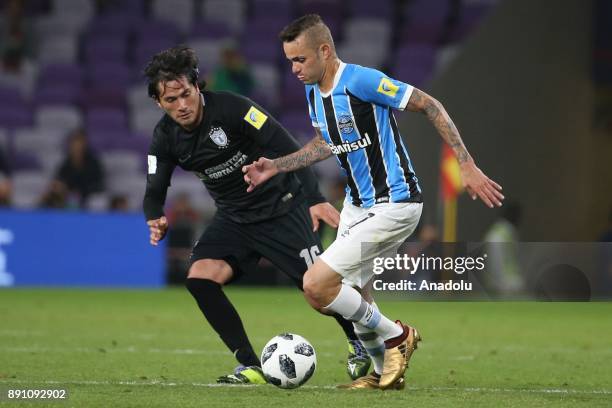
top-left (260, 333), bottom-right (317, 389)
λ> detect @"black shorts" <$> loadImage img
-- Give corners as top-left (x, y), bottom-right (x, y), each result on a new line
top-left (190, 201), bottom-right (322, 287)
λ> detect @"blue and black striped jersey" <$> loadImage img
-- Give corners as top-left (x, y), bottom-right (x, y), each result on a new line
top-left (305, 62), bottom-right (422, 207)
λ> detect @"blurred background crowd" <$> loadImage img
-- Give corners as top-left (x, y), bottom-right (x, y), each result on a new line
top-left (0, 0), bottom-right (611, 293)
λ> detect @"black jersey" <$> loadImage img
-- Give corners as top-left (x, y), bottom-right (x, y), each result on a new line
top-left (143, 91), bottom-right (325, 223)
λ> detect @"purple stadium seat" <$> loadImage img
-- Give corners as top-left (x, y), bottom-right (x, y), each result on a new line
top-left (133, 19), bottom-right (181, 46)
top-left (0, 85), bottom-right (26, 110)
top-left (38, 64), bottom-right (84, 87)
top-left (241, 38), bottom-right (281, 64)
top-left (83, 34), bottom-right (128, 64)
top-left (86, 14), bottom-right (138, 36)
top-left (80, 87), bottom-right (127, 110)
top-left (11, 151), bottom-right (41, 171)
top-left (448, 3), bottom-right (493, 43)
top-left (350, 0), bottom-right (394, 19)
top-left (134, 37), bottom-right (180, 73)
top-left (300, 0), bottom-right (344, 22)
top-left (104, 0), bottom-right (145, 16)
top-left (189, 20), bottom-right (232, 40)
top-left (87, 130), bottom-right (116, 152)
top-left (0, 107), bottom-right (33, 129)
top-left (86, 108), bottom-right (128, 132)
top-left (251, 0), bottom-right (293, 21)
top-left (281, 71), bottom-right (308, 111)
top-left (88, 62), bottom-right (132, 89)
top-left (391, 45), bottom-right (436, 86)
top-left (279, 110), bottom-right (313, 142)
top-left (36, 84), bottom-right (81, 106)
top-left (243, 17), bottom-right (287, 41)
top-left (110, 132), bottom-right (151, 154)
top-left (400, 0), bottom-right (452, 44)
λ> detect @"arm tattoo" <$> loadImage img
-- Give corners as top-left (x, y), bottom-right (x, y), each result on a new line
top-left (273, 132), bottom-right (332, 172)
top-left (408, 89), bottom-right (471, 164)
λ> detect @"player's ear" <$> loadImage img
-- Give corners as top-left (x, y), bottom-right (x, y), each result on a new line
top-left (320, 43), bottom-right (331, 60)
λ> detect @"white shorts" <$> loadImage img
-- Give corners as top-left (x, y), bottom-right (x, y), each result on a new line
top-left (319, 201), bottom-right (423, 288)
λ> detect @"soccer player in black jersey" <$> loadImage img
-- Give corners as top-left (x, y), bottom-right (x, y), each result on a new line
top-left (142, 46), bottom-right (370, 383)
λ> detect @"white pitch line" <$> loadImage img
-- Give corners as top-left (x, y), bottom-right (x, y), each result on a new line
top-left (0, 346), bottom-right (337, 358)
top-left (0, 379), bottom-right (610, 395)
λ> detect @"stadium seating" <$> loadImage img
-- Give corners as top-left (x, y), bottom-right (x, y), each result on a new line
top-left (0, 0), bottom-right (497, 211)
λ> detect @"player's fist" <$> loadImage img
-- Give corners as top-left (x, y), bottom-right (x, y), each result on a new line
top-left (147, 216), bottom-right (168, 246)
top-left (242, 157), bottom-right (278, 192)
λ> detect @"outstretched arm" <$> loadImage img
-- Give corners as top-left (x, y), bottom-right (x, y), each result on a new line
top-left (242, 128), bottom-right (331, 192)
top-left (406, 88), bottom-right (504, 208)
top-left (273, 128), bottom-right (331, 172)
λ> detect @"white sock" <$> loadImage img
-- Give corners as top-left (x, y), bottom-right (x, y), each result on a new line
top-left (326, 284), bottom-right (402, 341)
top-left (353, 303), bottom-right (385, 375)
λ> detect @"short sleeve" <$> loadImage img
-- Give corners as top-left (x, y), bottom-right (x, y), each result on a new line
top-left (346, 66), bottom-right (414, 110)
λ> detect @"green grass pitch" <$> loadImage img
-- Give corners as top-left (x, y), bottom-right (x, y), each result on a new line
top-left (0, 288), bottom-right (611, 407)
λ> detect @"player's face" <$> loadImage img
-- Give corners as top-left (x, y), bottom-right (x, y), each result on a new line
top-left (156, 77), bottom-right (202, 130)
top-left (283, 35), bottom-right (325, 85)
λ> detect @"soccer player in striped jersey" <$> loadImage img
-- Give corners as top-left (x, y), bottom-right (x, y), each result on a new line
top-left (243, 14), bottom-right (504, 390)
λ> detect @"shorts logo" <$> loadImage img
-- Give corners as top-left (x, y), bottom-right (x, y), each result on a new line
top-left (209, 127), bottom-right (228, 148)
top-left (338, 114), bottom-right (354, 134)
top-left (244, 106), bottom-right (268, 130)
top-left (377, 78), bottom-right (399, 98)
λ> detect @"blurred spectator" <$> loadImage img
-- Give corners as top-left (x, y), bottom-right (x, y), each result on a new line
top-left (483, 201), bottom-right (524, 294)
top-left (0, 0), bottom-right (36, 97)
top-left (38, 179), bottom-right (68, 209)
top-left (0, 145), bottom-right (11, 206)
top-left (207, 41), bottom-right (254, 96)
top-left (109, 194), bottom-right (129, 212)
top-left (0, 0), bottom-right (35, 58)
top-left (0, 47), bottom-right (37, 97)
top-left (53, 129), bottom-right (105, 208)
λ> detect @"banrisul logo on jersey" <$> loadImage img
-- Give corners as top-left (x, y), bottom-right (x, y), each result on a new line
top-left (338, 115), bottom-right (354, 134)
top-left (329, 133), bottom-right (372, 155)
top-left (209, 127), bottom-right (229, 148)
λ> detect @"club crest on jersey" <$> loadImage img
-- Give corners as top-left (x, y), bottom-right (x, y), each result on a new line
top-left (338, 114), bottom-right (354, 134)
top-left (209, 127), bottom-right (228, 148)
top-left (377, 77), bottom-right (399, 98)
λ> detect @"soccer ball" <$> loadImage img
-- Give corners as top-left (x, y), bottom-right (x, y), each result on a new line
top-left (260, 333), bottom-right (317, 389)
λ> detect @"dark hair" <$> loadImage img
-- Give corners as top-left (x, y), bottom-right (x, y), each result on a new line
top-left (143, 46), bottom-right (205, 100)
top-left (279, 14), bottom-right (324, 42)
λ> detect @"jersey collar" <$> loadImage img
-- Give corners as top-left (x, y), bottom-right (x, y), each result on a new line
top-left (318, 60), bottom-right (346, 98)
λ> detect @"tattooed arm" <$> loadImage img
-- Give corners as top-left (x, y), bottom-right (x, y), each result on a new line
top-left (406, 88), bottom-right (472, 164)
top-left (242, 128), bottom-right (332, 192)
top-left (274, 128), bottom-right (331, 172)
top-left (406, 88), bottom-right (505, 208)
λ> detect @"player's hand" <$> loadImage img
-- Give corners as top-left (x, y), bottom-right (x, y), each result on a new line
top-left (309, 202), bottom-right (340, 232)
top-left (147, 216), bottom-right (168, 246)
top-left (242, 157), bottom-right (278, 192)
top-left (460, 160), bottom-right (504, 208)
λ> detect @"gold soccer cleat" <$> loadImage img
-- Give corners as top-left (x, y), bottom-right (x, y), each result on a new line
top-left (337, 372), bottom-right (405, 390)
top-left (379, 322), bottom-right (421, 390)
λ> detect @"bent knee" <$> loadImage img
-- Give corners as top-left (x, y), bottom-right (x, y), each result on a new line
top-left (302, 269), bottom-right (319, 298)
top-left (187, 259), bottom-right (233, 284)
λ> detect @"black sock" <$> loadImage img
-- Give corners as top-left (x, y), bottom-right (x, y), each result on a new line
top-left (332, 313), bottom-right (359, 340)
top-left (185, 278), bottom-right (260, 367)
